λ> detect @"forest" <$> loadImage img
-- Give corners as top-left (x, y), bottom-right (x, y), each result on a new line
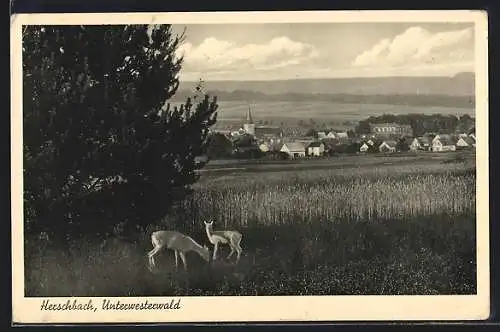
top-left (355, 113), bottom-right (475, 136)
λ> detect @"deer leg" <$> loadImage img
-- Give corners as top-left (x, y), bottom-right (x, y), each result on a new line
top-left (227, 245), bottom-right (235, 259)
top-left (148, 246), bottom-right (161, 269)
top-left (174, 250), bottom-right (179, 271)
top-left (179, 251), bottom-right (188, 271)
top-left (235, 243), bottom-right (242, 263)
top-left (147, 249), bottom-right (154, 269)
top-left (213, 243), bottom-right (219, 261)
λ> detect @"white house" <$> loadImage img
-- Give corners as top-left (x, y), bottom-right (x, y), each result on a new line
top-left (367, 139), bottom-right (375, 146)
top-left (456, 136), bottom-right (476, 149)
top-left (432, 135), bottom-right (457, 152)
top-left (307, 142), bottom-right (325, 156)
top-left (432, 134), bottom-right (451, 144)
top-left (410, 137), bottom-right (431, 151)
top-left (360, 143), bottom-right (369, 153)
top-left (280, 142), bottom-right (306, 158)
top-left (379, 140), bottom-right (397, 153)
top-left (326, 131), bottom-right (336, 139)
top-left (336, 132), bottom-right (349, 139)
top-left (410, 138), bottom-right (421, 151)
top-left (317, 131), bottom-right (327, 140)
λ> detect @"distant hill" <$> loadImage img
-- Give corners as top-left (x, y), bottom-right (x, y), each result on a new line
top-left (177, 72), bottom-right (475, 97)
top-left (171, 73), bottom-right (475, 108)
top-left (171, 90), bottom-right (474, 108)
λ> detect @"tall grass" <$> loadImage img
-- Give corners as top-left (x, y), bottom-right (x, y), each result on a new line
top-left (178, 163), bottom-right (475, 230)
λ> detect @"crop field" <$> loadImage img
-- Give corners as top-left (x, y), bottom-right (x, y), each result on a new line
top-left (25, 152), bottom-right (477, 297)
top-left (214, 101), bottom-right (475, 125)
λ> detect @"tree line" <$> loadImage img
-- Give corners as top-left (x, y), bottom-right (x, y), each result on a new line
top-left (355, 113), bottom-right (475, 137)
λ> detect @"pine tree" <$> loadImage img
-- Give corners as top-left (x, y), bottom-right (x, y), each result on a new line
top-left (23, 25), bottom-right (217, 240)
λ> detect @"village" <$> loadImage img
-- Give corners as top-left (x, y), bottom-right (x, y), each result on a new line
top-left (206, 107), bottom-right (477, 160)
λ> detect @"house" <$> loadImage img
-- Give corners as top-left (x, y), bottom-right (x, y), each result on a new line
top-left (317, 131), bottom-right (327, 140)
top-left (367, 139), bottom-right (375, 146)
top-left (335, 132), bottom-right (349, 139)
top-left (432, 134), bottom-right (455, 144)
top-left (280, 142), bottom-right (306, 158)
top-left (379, 140), bottom-right (397, 153)
top-left (456, 136), bottom-right (476, 149)
top-left (369, 123), bottom-right (413, 137)
top-left (432, 135), bottom-right (457, 152)
top-left (307, 142), bottom-right (325, 156)
top-left (410, 137), bottom-right (430, 151)
top-left (326, 131), bottom-right (336, 139)
top-left (410, 136), bottom-right (432, 151)
top-left (360, 143), bottom-right (369, 153)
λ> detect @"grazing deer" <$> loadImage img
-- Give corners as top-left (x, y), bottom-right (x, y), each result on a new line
top-left (147, 230), bottom-right (210, 272)
top-left (204, 220), bottom-right (243, 263)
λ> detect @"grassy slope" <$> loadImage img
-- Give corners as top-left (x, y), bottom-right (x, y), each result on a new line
top-left (25, 152), bottom-right (476, 297)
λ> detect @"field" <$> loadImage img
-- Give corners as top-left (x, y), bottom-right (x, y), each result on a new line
top-left (213, 101), bottom-right (475, 126)
top-left (25, 152), bottom-right (477, 297)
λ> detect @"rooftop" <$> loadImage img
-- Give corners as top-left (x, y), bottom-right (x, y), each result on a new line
top-left (308, 142), bottom-right (324, 148)
top-left (282, 142), bottom-right (306, 151)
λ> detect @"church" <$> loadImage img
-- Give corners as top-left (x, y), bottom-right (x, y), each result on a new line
top-left (242, 106), bottom-right (282, 139)
top-left (243, 106), bottom-right (256, 136)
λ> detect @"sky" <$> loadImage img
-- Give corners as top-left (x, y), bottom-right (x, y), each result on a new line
top-left (170, 22), bottom-right (475, 81)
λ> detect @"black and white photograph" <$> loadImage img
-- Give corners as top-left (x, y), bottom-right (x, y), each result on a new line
top-left (11, 11), bottom-right (489, 323)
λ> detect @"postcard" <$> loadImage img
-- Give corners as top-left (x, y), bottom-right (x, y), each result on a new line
top-left (11, 10), bottom-right (489, 323)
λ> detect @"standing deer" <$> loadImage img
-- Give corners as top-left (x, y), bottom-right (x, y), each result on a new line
top-left (204, 220), bottom-right (243, 263)
top-left (147, 230), bottom-right (210, 272)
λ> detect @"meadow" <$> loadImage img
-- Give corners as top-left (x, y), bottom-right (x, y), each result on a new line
top-left (214, 101), bottom-right (475, 126)
top-left (25, 152), bottom-right (477, 297)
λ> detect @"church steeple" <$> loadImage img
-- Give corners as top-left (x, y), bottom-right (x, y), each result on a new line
top-left (246, 106), bottom-right (254, 124)
top-left (243, 105), bottom-right (256, 136)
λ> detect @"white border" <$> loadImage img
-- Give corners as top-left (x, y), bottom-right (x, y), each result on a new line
top-left (11, 10), bottom-right (489, 323)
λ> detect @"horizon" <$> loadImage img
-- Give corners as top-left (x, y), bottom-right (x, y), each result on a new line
top-left (177, 71), bottom-right (475, 83)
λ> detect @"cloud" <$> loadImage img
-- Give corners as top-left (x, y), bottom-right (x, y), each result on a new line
top-left (353, 26), bottom-right (474, 69)
top-left (176, 36), bottom-right (319, 74)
